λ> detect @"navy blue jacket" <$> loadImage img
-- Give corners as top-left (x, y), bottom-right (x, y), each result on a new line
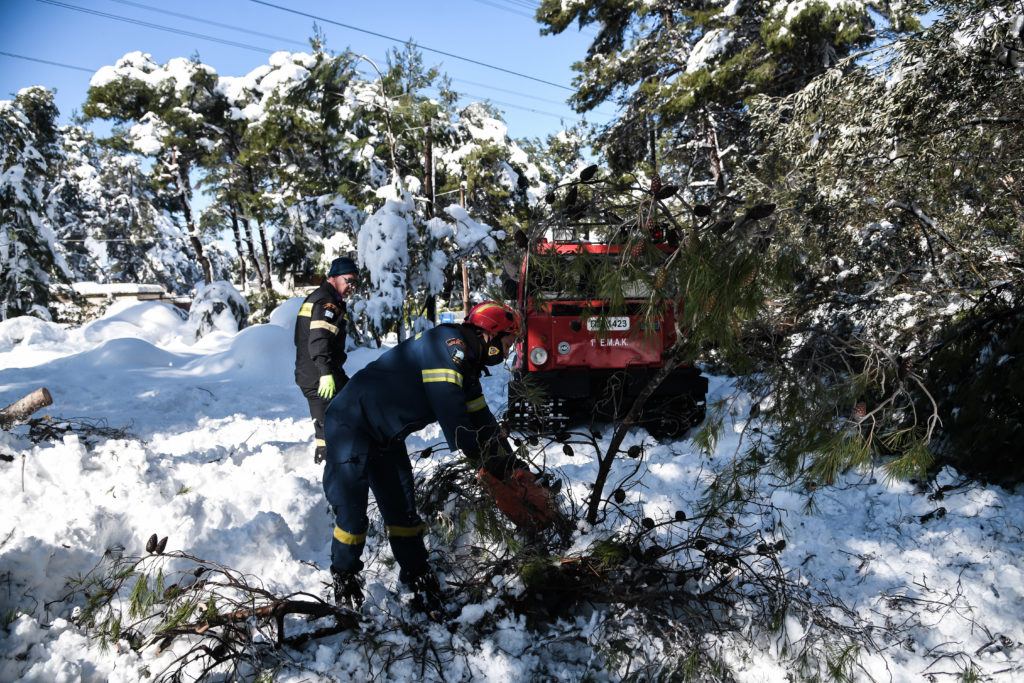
top-left (327, 324), bottom-right (507, 462)
top-left (294, 282), bottom-right (348, 389)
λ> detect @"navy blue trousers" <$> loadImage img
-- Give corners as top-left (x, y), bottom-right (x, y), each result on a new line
top-left (322, 422), bottom-right (428, 583)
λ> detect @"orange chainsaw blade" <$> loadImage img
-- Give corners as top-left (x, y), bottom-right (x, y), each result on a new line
top-left (478, 468), bottom-right (559, 530)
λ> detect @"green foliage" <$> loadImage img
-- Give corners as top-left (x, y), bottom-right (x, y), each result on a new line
top-left (245, 288), bottom-right (287, 326)
top-left (926, 304), bottom-right (1024, 484)
top-left (589, 538), bottom-right (629, 569)
top-left (691, 400), bottom-right (726, 458)
top-left (742, 0), bottom-right (1024, 483)
top-left (128, 572), bottom-right (150, 619)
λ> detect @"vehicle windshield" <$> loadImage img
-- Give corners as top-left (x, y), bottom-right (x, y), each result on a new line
top-left (526, 251), bottom-right (654, 301)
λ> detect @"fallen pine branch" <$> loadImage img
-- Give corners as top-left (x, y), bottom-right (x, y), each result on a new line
top-left (156, 596), bottom-right (359, 646)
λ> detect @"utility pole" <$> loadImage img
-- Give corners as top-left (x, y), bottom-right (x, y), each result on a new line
top-left (424, 125), bottom-right (437, 322)
top-left (460, 182), bottom-right (470, 317)
top-left (424, 127), bottom-right (434, 217)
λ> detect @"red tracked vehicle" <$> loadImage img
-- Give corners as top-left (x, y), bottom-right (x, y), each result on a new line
top-left (506, 238), bottom-right (707, 437)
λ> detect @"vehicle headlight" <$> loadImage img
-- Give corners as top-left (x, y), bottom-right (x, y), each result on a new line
top-left (529, 347), bottom-right (549, 366)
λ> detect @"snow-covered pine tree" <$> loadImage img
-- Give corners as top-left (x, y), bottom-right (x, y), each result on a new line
top-left (435, 102), bottom-right (545, 305)
top-left (232, 49), bottom-right (368, 286)
top-left (83, 52), bottom-right (222, 285)
top-left (0, 87), bottom-right (68, 320)
top-left (47, 123), bottom-right (98, 284)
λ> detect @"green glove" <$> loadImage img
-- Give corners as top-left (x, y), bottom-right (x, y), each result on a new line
top-left (318, 374), bottom-right (336, 399)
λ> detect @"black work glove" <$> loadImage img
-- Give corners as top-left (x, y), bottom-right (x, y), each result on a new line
top-left (482, 452), bottom-right (529, 480)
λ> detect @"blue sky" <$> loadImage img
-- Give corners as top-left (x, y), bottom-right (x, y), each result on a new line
top-left (1, 0), bottom-right (614, 141)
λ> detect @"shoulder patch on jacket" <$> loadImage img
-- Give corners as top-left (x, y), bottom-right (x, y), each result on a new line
top-left (322, 302), bottom-right (339, 320)
top-left (446, 337), bottom-right (467, 368)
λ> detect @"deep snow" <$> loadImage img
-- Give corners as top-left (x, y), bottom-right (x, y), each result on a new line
top-left (1, 299), bottom-right (1022, 681)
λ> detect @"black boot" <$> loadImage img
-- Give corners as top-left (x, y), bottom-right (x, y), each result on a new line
top-left (314, 446), bottom-right (327, 464)
top-left (330, 567), bottom-right (364, 610)
top-left (403, 568), bottom-right (444, 615)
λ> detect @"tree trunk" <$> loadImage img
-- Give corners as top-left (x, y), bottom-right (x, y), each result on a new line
top-left (228, 207), bottom-right (247, 289)
top-left (255, 217), bottom-right (273, 291)
top-left (240, 216), bottom-right (268, 293)
top-left (169, 149), bottom-right (214, 284)
top-left (704, 111), bottom-right (725, 191)
top-left (649, 116), bottom-right (657, 170)
top-left (242, 166), bottom-right (274, 291)
top-left (0, 387), bottom-right (52, 430)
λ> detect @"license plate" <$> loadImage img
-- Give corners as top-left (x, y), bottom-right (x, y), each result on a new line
top-left (587, 316), bottom-right (630, 332)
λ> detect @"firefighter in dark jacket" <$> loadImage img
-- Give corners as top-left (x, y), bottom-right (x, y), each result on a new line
top-left (322, 301), bottom-right (524, 611)
top-left (295, 257), bottom-right (358, 464)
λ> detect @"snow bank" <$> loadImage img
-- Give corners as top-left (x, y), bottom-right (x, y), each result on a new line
top-left (1, 300), bottom-right (1022, 681)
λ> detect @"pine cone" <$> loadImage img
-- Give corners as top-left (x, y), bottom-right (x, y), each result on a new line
top-left (653, 185), bottom-right (679, 200)
top-left (852, 401), bottom-right (867, 421)
top-left (650, 173), bottom-right (662, 194)
top-left (653, 268), bottom-right (667, 291)
top-left (739, 267), bottom-right (757, 288)
top-left (630, 241), bottom-right (645, 259)
top-left (703, 292), bottom-right (718, 313)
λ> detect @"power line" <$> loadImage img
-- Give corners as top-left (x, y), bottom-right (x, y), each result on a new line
top-left (106, 0), bottom-right (304, 48)
top-left (469, 0), bottom-right (599, 38)
top-left (468, 0), bottom-right (535, 21)
top-left (0, 50), bottom-right (94, 74)
top-left (476, 100), bottom-right (593, 126)
top-left (456, 77), bottom-right (578, 110)
top-left (445, 88), bottom-right (589, 124)
top-left (501, 0), bottom-right (542, 10)
top-left (248, 0), bottom-right (574, 92)
top-left (87, 0), bottom-right (581, 111)
top-left (26, 0), bottom-right (614, 124)
top-left (36, 0), bottom-right (274, 54)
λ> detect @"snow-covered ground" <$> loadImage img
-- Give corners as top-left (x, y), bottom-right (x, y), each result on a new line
top-left (1, 299), bottom-right (1022, 681)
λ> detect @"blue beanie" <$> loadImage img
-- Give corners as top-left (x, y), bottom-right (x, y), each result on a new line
top-left (328, 257), bottom-right (358, 277)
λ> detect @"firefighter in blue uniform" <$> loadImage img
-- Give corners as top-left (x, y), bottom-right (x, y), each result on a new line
top-left (294, 257), bottom-right (358, 464)
top-left (322, 301), bottom-right (523, 611)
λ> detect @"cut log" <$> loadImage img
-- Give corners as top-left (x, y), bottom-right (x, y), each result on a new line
top-left (0, 388), bottom-right (53, 430)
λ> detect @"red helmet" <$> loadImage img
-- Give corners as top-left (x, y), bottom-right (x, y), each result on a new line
top-left (466, 301), bottom-right (521, 337)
